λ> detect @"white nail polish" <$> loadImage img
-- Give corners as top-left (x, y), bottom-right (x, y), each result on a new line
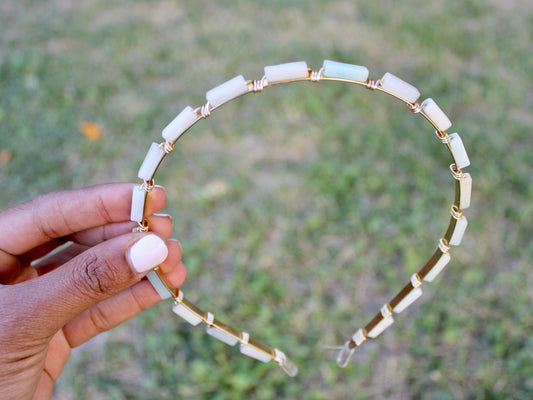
top-left (128, 234), bottom-right (168, 273)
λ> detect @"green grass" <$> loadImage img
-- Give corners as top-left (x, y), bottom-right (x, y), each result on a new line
top-left (1, 0), bottom-right (533, 399)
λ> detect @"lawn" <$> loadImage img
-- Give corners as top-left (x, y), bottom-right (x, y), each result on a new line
top-left (1, 0), bottom-right (532, 399)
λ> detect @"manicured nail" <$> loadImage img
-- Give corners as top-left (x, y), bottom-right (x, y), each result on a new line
top-left (154, 213), bottom-right (174, 226)
top-left (128, 234), bottom-right (168, 273)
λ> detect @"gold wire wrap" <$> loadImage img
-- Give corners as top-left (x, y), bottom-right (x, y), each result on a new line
top-left (132, 60), bottom-right (471, 375)
top-left (136, 219), bottom-right (149, 233)
top-left (309, 68), bottom-right (324, 82)
top-left (435, 129), bottom-right (451, 144)
top-left (408, 102), bottom-right (422, 114)
top-left (140, 179), bottom-right (154, 193)
top-left (451, 204), bottom-right (463, 220)
top-left (162, 141), bottom-right (175, 154)
top-left (382, 303), bottom-right (393, 318)
top-left (199, 103), bottom-right (212, 118)
top-left (355, 329), bottom-right (367, 346)
top-left (412, 273), bottom-right (422, 288)
top-left (439, 238), bottom-right (451, 254)
top-left (252, 77), bottom-right (266, 92)
top-left (450, 163), bottom-right (464, 179)
top-left (365, 78), bottom-right (380, 90)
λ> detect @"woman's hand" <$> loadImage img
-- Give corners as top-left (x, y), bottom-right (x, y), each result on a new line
top-left (0, 183), bottom-right (187, 400)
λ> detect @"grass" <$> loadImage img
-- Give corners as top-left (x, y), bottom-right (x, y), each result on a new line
top-left (1, 0), bottom-right (533, 399)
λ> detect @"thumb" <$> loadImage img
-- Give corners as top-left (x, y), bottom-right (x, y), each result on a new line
top-left (11, 233), bottom-right (168, 337)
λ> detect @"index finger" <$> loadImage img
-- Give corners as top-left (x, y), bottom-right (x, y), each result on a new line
top-left (0, 183), bottom-right (166, 256)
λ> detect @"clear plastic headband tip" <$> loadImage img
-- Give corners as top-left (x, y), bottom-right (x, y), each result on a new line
top-left (274, 349), bottom-right (299, 377)
top-left (336, 341), bottom-right (356, 368)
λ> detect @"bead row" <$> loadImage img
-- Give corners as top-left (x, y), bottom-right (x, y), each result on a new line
top-left (146, 268), bottom-right (298, 376)
top-left (131, 60), bottom-right (472, 375)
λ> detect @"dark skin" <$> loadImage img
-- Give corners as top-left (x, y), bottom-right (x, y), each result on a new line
top-left (0, 183), bottom-right (187, 399)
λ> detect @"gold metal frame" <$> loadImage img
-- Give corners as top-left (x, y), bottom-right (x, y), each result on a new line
top-left (134, 62), bottom-right (472, 377)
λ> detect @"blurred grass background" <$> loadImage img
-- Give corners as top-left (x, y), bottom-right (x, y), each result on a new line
top-left (1, 0), bottom-right (532, 399)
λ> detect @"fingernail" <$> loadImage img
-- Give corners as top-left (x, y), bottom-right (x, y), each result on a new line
top-left (154, 213), bottom-right (174, 225)
top-left (128, 234), bottom-right (168, 273)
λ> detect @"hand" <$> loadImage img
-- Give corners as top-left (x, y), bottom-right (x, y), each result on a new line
top-left (0, 183), bottom-right (187, 400)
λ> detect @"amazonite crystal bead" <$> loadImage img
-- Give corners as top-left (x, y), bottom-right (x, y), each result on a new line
top-left (137, 142), bottom-right (166, 181)
top-left (459, 173), bottom-right (472, 210)
top-left (264, 61), bottom-right (309, 84)
top-left (393, 288), bottom-right (423, 313)
top-left (421, 98), bottom-right (452, 131)
top-left (162, 106), bottom-right (198, 143)
top-left (449, 216), bottom-right (468, 246)
top-left (424, 252), bottom-right (451, 282)
top-left (206, 325), bottom-right (239, 346)
top-left (322, 60), bottom-right (369, 82)
top-left (172, 291), bottom-right (203, 326)
top-left (146, 270), bottom-right (173, 300)
top-left (206, 75), bottom-right (250, 108)
top-left (393, 275), bottom-right (423, 314)
top-left (379, 72), bottom-right (421, 103)
top-left (367, 316), bottom-right (394, 338)
top-left (367, 305), bottom-right (394, 338)
top-left (130, 185), bottom-right (147, 223)
top-left (205, 313), bottom-right (239, 346)
top-left (239, 332), bottom-right (273, 362)
top-left (392, 274), bottom-right (423, 313)
top-left (448, 133), bottom-right (471, 169)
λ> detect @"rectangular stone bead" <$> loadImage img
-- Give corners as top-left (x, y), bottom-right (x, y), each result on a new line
top-left (379, 72), bottom-right (421, 103)
top-left (146, 270), bottom-right (173, 300)
top-left (172, 297), bottom-right (204, 326)
top-left (137, 142), bottom-right (166, 181)
top-left (367, 314), bottom-right (394, 338)
top-left (239, 333), bottom-right (273, 362)
top-left (449, 133), bottom-right (471, 169)
top-left (421, 98), bottom-right (452, 131)
top-left (264, 61), bottom-right (309, 84)
top-left (162, 106), bottom-right (198, 143)
top-left (240, 344), bottom-right (273, 362)
top-left (130, 185), bottom-right (147, 223)
top-left (206, 75), bottom-right (249, 108)
top-left (449, 215), bottom-right (468, 246)
top-left (459, 173), bottom-right (472, 210)
top-left (393, 287), bottom-right (423, 313)
top-left (206, 325), bottom-right (239, 346)
top-left (424, 251), bottom-right (451, 282)
top-left (322, 59), bottom-right (369, 82)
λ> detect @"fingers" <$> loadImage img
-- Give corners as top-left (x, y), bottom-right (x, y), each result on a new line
top-left (0, 183), bottom-right (166, 257)
top-left (0, 184), bottom-right (167, 284)
top-left (64, 264), bottom-right (187, 347)
top-left (0, 250), bottom-right (21, 283)
top-left (43, 331), bottom-right (71, 382)
top-left (32, 243), bottom-right (89, 276)
top-left (4, 233), bottom-right (169, 340)
top-left (62, 240), bottom-right (186, 347)
top-left (33, 372), bottom-right (54, 400)
top-left (30, 214), bottom-right (174, 275)
top-left (69, 213), bottom-right (174, 247)
top-left (155, 239), bottom-right (182, 274)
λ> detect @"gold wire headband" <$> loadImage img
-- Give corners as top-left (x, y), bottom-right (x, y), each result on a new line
top-left (131, 60), bottom-right (472, 377)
